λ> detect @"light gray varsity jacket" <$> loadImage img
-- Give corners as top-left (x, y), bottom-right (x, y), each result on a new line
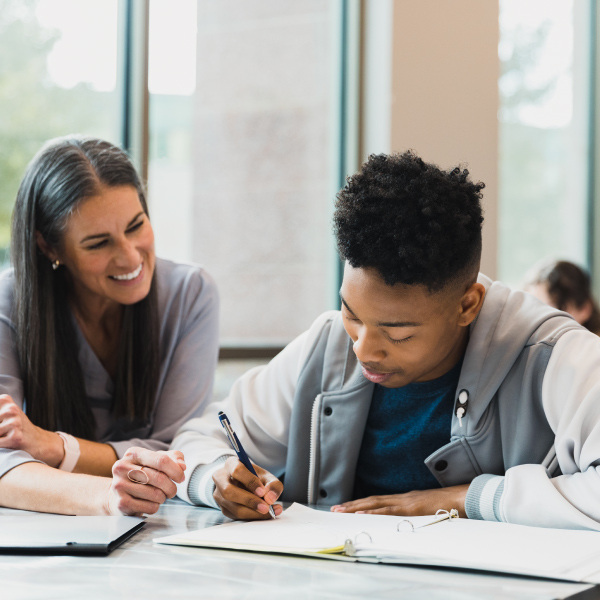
top-left (173, 275), bottom-right (600, 530)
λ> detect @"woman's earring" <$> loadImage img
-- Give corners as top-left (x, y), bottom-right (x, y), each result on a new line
top-left (52, 260), bottom-right (60, 271)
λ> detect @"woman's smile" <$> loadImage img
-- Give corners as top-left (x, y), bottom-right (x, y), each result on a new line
top-left (109, 262), bottom-right (144, 283)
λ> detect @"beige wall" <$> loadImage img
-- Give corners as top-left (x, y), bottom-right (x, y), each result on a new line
top-left (387, 0), bottom-right (499, 278)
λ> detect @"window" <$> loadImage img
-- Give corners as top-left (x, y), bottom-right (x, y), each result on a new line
top-left (498, 0), bottom-right (593, 286)
top-left (0, 0), bottom-right (122, 261)
top-left (147, 1), bottom-right (343, 351)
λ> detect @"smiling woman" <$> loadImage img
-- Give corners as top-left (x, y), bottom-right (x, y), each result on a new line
top-left (0, 136), bottom-right (219, 516)
top-left (36, 185), bottom-right (157, 383)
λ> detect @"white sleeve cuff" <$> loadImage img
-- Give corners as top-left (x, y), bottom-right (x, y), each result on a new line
top-left (187, 457), bottom-right (230, 508)
top-left (465, 474), bottom-right (505, 521)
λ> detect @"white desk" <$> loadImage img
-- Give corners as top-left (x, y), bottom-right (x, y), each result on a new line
top-left (1, 500), bottom-right (598, 600)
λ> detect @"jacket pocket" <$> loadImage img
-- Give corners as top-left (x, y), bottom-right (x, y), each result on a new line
top-left (425, 438), bottom-right (484, 486)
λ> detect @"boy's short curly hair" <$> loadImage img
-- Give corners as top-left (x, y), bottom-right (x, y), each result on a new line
top-left (334, 151), bottom-right (485, 291)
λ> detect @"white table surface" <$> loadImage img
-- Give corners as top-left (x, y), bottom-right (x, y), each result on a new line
top-left (1, 499), bottom-right (598, 600)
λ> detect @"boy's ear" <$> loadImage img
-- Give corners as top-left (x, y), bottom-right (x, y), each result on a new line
top-left (458, 282), bottom-right (486, 327)
top-left (35, 231), bottom-right (58, 262)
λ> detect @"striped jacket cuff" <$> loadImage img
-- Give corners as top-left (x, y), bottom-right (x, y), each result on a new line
top-left (465, 474), bottom-right (505, 522)
top-left (188, 455), bottom-right (230, 508)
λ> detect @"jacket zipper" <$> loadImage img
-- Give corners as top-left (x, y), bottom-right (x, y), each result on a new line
top-left (307, 394), bottom-right (323, 504)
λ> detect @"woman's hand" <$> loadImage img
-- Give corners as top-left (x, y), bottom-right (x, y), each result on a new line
top-left (0, 394), bottom-right (64, 466)
top-left (212, 456), bottom-right (284, 520)
top-left (104, 447), bottom-right (186, 516)
top-left (330, 484), bottom-right (470, 518)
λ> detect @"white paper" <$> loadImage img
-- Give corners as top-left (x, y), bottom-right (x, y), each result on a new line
top-left (154, 503), bottom-right (600, 582)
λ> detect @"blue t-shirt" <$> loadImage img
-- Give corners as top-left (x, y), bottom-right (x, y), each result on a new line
top-left (353, 359), bottom-right (462, 499)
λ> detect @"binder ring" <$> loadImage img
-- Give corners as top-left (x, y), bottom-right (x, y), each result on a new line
top-left (397, 519), bottom-right (415, 533)
top-left (435, 508), bottom-right (459, 520)
top-left (354, 531), bottom-right (373, 544)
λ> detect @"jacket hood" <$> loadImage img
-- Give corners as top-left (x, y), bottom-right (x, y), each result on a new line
top-left (456, 273), bottom-right (580, 432)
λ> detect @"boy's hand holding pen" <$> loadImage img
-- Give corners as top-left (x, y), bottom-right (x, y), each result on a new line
top-left (213, 412), bottom-right (283, 521)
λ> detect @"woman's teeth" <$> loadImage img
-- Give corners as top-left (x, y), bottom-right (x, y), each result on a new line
top-left (111, 263), bottom-right (142, 281)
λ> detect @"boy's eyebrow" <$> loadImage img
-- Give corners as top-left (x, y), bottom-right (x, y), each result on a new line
top-left (80, 212), bottom-right (144, 244)
top-left (339, 292), bottom-right (422, 328)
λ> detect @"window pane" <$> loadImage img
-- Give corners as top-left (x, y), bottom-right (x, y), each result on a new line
top-left (0, 0), bottom-right (121, 256)
top-left (498, 0), bottom-right (591, 286)
top-left (148, 1), bottom-right (339, 345)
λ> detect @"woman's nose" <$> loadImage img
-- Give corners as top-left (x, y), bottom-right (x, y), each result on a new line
top-left (114, 239), bottom-right (140, 267)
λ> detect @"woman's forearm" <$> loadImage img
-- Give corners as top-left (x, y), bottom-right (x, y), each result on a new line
top-left (28, 432), bottom-right (118, 477)
top-left (0, 395), bottom-right (117, 476)
top-left (0, 462), bottom-right (109, 515)
top-left (0, 448), bottom-right (187, 517)
top-left (73, 439), bottom-right (118, 477)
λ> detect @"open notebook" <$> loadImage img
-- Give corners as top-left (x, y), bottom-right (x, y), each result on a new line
top-left (154, 503), bottom-right (600, 583)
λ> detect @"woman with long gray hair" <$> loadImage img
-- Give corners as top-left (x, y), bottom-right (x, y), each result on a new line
top-left (0, 136), bottom-right (219, 515)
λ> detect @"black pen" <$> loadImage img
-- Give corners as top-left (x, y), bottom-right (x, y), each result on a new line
top-left (218, 411), bottom-right (277, 519)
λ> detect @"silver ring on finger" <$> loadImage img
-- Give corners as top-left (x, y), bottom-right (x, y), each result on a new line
top-left (127, 468), bottom-right (150, 485)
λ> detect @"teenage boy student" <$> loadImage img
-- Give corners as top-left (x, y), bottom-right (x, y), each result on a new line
top-left (173, 151), bottom-right (600, 530)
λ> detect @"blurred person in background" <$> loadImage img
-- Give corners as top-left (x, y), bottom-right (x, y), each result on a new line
top-left (524, 260), bottom-right (600, 336)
